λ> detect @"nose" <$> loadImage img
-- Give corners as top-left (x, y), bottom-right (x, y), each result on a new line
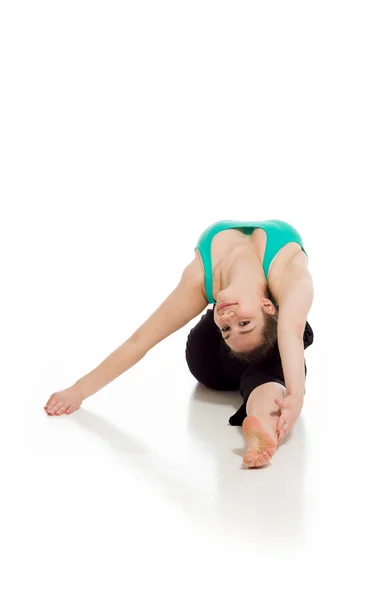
top-left (223, 310), bottom-right (235, 321)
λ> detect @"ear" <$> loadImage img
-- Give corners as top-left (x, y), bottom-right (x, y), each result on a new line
top-left (261, 298), bottom-right (277, 315)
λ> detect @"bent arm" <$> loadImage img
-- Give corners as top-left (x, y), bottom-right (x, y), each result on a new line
top-left (73, 259), bottom-right (207, 401)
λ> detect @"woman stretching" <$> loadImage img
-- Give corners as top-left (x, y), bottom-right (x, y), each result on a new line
top-left (44, 219), bottom-right (314, 468)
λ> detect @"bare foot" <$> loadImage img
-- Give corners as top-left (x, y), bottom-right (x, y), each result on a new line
top-left (242, 416), bottom-right (278, 468)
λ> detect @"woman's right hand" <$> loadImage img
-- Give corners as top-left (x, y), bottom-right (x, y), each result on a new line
top-left (44, 386), bottom-right (83, 416)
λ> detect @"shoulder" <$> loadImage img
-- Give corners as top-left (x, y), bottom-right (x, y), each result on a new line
top-left (277, 260), bottom-right (314, 305)
top-left (182, 253), bottom-right (204, 281)
top-left (269, 249), bottom-right (310, 305)
top-left (182, 253), bottom-right (208, 301)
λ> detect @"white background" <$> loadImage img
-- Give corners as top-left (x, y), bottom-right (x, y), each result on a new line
top-left (2, 1), bottom-right (380, 598)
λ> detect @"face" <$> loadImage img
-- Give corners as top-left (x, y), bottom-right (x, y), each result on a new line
top-left (213, 300), bottom-right (265, 352)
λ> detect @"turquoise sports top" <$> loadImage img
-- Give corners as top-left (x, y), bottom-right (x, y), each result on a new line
top-left (194, 219), bottom-right (308, 305)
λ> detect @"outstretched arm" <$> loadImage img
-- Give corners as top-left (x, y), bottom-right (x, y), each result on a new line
top-left (276, 267), bottom-right (314, 441)
top-left (45, 259), bottom-right (208, 414)
top-left (277, 329), bottom-right (306, 399)
top-left (277, 266), bottom-right (314, 395)
top-left (76, 259), bottom-right (208, 400)
top-left (274, 266), bottom-right (314, 438)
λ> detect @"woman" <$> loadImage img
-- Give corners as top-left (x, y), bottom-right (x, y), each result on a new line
top-left (44, 219), bottom-right (314, 468)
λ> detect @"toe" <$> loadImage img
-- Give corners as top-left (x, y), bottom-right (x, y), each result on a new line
top-left (244, 452), bottom-right (255, 465)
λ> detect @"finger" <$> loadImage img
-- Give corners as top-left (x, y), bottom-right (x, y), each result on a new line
top-left (48, 402), bottom-right (62, 415)
top-left (56, 406), bottom-right (67, 416)
top-left (276, 416), bottom-right (284, 434)
top-left (274, 398), bottom-right (283, 409)
top-left (46, 393), bottom-right (59, 408)
top-left (65, 405), bottom-right (74, 415)
top-left (47, 397), bottom-right (61, 411)
top-left (279, 423), bottom-right (288, 441)
top-left (45, 398), bottom-right (53, 410)
top-left (277, 414), bottom-right (289, 436)
top-left (45, 393), bottom-right (54, 404)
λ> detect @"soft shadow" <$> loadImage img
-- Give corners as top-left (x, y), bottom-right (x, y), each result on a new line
top-left (186, 382), bottom-right (307, 546)
top-left (71, 385), bottom-right (307, 547)
top-left (71, 408), bottom-right (214, 523)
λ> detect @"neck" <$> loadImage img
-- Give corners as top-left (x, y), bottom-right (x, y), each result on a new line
top-left (220, 244), bottom-right (267, 298)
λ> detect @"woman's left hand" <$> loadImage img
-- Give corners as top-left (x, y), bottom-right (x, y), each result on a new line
top-left (274, 394), bottom-right (304, 442)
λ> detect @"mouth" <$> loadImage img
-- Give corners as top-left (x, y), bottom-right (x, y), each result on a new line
top-left (218, 302), bottom-right (237, 312)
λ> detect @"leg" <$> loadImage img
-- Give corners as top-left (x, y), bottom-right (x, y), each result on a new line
top-left (229, 319), bottom-right (314, 427)
top-left (185, 307), bottom-right (245, 391)
top-left (242, 381), bottom-right (286, 468)
top-left (246, 381), bottom-right (286, 435)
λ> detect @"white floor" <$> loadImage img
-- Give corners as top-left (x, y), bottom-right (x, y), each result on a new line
top-left (12, 299), bottom-right (379, 599)
top-left (4, 2), bottom-right (380, 598)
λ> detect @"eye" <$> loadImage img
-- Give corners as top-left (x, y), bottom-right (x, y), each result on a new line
top-left (221, 320), bottom-right (250, 332)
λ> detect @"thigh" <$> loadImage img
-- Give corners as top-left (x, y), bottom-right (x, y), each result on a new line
top-left (185, 307), bottom-right (245, 391)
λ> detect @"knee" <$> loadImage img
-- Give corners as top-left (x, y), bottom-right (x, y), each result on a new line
top-left (185, 334), bottom-right (213, 388)
top-left (185, 311), bottom-right (218, 383)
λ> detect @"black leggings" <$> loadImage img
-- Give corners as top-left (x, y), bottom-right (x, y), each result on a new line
top-left (185, 305), bottom-right (314, 426)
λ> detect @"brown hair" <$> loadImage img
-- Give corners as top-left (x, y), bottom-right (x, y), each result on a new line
top-left (225, 285), bottom-right (278, 364)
